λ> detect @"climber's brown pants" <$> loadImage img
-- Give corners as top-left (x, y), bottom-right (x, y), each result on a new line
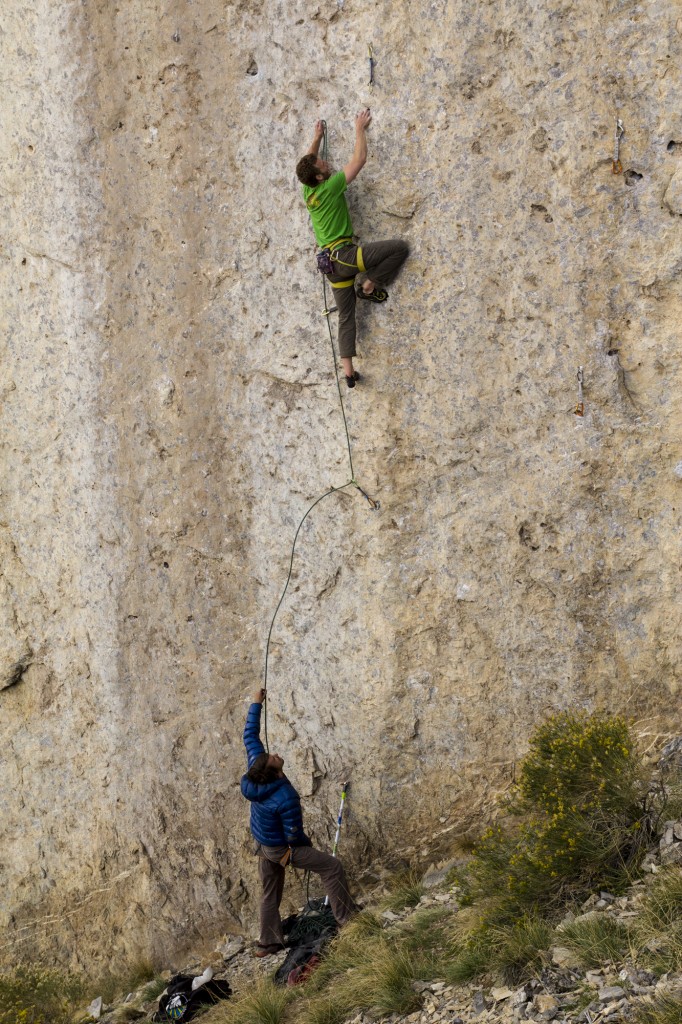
top-left (256, 844), bottom-right (357, 946)
top-left (327, 238), bottom-right (409, 358)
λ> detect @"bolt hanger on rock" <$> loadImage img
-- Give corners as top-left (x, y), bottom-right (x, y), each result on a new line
top-left (613, 118), bottom-right (625, 174)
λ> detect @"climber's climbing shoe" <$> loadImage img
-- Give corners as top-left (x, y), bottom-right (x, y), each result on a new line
top-left (357, 286), bottom-right (388, 303)
top-left (345, 371), bottom-right (361, 389)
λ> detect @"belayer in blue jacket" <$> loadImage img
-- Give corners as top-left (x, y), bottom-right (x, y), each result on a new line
top-left (241, 688), bottom-right (358, 956)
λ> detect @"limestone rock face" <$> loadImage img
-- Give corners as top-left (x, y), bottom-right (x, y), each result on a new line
top-left (1, 0), bottom-right (681, 969)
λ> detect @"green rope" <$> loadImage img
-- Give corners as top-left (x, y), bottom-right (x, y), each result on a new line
top-left (261, 120), bottom-right (378, 750)
top-left (263, 481), bottom-right (353, 751)
top-left (322, 274), bottom-right (355, 480)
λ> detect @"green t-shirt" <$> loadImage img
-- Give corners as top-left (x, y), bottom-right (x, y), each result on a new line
top-left (302, 171), bottom-right (353, 248)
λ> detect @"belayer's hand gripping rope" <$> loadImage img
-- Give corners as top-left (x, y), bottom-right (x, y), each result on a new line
top-left (324, 781), bottom-right (349, 906)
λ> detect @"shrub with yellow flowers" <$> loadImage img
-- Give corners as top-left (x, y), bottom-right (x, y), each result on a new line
top-left (464, 712), bottom-right (651, 925)
top-left (0, 966), bottom-right (82, 1024)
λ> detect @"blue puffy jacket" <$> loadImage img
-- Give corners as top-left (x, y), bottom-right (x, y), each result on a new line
top-left (240, 703), bottom-right (311, 848)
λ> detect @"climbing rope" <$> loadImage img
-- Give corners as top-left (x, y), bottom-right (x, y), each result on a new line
top-left (261, 123), bottom-right (379, 750)
top-left (320, 119), bottom-right (328, 162)
top-left (263, 481), bottom-right (352, 749)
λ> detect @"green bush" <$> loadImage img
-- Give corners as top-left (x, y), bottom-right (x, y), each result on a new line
top-left (465, 712), bottom-right (649, 923)
top-left (518, 713), bottom-right (642, 817)
top-left (0, 967), bottom-right (82, 1024)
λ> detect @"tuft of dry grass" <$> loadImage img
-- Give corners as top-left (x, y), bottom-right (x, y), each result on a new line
top-left (635, 867), bottom-right (682, 974)
top-left (632, 993), bottom-right (682, 1024)
top-left (380, 871), bottom-right (426, 913)
top-left (206, 977), bottom-right (295, 1024)
top-left (559, 915), bottom-right (631, 969)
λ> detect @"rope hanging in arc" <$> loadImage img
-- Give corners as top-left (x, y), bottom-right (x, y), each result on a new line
top-left (261, 120), bottom-right (379, 752)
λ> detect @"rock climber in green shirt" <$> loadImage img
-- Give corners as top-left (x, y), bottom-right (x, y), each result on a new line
top-left (296, 110), bottom-right (409, 389)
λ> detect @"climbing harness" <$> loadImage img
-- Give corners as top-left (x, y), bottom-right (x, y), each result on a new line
top-left (368, 43), bottom-right (375, 87)
top-left (316, 238), bottom-right (358, 277)
top-left (575, 366), bottom-right (584, 417)
top-left (612, 118), bottom-right (624, 175)
top-left (324, 781), bottom-right (349, 906)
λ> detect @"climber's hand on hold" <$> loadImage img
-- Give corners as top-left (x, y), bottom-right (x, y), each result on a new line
top-left (355, 108), bottom-right (372, 132)
top-left (314, 119), bottom-right (325, 140)
top-left (253, 687), bottom-right (266, 704)
top-left (345, 111), bottom-right (371, 183)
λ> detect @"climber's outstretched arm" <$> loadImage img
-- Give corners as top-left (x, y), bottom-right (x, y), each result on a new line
top-left (343, 109), bottom-right (371, 185)
top-left (306, 119), bottom-right (325, 156)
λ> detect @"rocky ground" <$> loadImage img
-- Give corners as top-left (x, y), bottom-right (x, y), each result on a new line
top-left (82, 821), bottom-right (682, 1024)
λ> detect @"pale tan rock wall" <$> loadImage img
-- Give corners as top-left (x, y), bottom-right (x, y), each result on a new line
top-left (1, 0), bottom-right (681, 969)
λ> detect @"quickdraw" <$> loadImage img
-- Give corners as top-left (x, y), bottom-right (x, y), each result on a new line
top-left (613, 118), bottom-right (624, 175)
top-left (575, 366), bottom-right (584, 417)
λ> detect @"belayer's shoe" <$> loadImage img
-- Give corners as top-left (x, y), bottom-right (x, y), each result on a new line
top-left (345, 371), bottom-right (361, 389)
top-left (357, 286), bottom-right (388, 303)
top-left (254, 943), bottom-right (285, 958)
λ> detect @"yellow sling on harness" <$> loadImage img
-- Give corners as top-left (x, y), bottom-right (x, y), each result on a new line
top-left (328, 237), bottom-right (352, 253)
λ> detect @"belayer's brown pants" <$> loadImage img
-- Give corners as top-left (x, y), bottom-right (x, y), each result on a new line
top-left (256, 844), bottom-right (357, 946)
top-left (327, 238), bottom-right (409, 359)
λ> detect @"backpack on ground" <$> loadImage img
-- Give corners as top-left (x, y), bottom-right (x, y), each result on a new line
top-left (152, 972), bottom-right (232, 1021)
top-left (274, 927), bottom-right (336, 987)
